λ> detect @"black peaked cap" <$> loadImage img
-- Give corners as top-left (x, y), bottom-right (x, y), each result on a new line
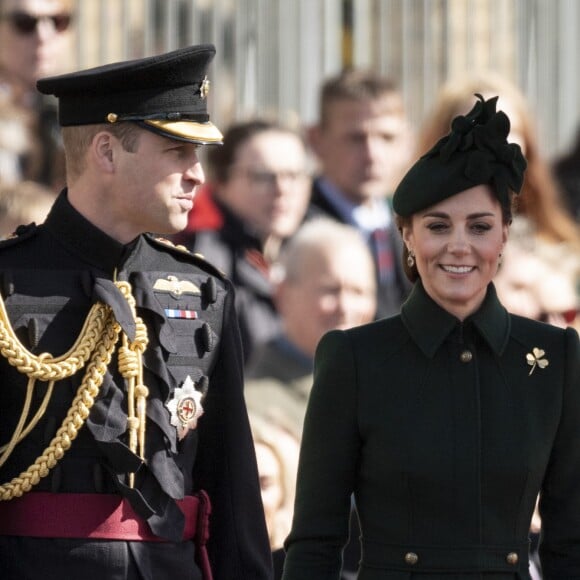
top-left (36, 44), bottom-right (223, 145)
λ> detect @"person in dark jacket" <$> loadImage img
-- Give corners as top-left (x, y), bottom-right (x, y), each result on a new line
top-left (175, 119), bottom-right (311, 363)
top-left (0, 45), bottom-right (272, 580)
top-left (306, 69), bottom-right (414, 319)
top-left (283, 94), bottom-right (580, 579)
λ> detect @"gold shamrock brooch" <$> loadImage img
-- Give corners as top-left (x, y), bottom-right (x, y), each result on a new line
top-left (526, 347), bottom-right (549, 375)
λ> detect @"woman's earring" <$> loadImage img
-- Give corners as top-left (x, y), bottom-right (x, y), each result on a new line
top-left (407, 251), bottom-right (415, 268)
top-left (498, 252), bottom-right (503, 266)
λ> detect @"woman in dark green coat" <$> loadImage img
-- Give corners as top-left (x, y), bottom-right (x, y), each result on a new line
top-left (282, 95), bottom-right (580, 579)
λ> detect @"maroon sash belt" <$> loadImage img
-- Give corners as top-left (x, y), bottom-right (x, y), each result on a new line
top-left (0, 490), bottom-right (213, 580)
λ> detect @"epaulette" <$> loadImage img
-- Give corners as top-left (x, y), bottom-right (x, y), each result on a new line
top-left (147, 234), bottom-right (227, 280)
top-left (0, 223), bottom-right (39, 249)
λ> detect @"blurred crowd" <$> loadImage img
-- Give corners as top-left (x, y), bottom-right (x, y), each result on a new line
top-left (1, 1), bottom-right (579, 578)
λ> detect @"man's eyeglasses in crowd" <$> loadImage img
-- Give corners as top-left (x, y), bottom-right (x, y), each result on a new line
top-left (229, 167), bottom-right (309, 187)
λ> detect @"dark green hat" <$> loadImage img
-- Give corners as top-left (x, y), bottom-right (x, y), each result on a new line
top-left (36, 44), bottom-right (223, 145)
top-left (392, 94), bottom-right (527, 216)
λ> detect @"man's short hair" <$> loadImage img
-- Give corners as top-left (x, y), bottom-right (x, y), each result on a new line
top-left (61, 122), bottom-right (142, 182)
top-left (272, 217), bottom-right (376, 287)
top-left (319, 69), bottom-right (405, 127)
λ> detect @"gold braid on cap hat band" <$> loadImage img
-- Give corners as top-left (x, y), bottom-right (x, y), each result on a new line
top-left (0, 281), bottom-right (149, 500)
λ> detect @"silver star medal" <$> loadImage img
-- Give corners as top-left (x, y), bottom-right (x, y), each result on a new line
top-left (166, 376), bottom-right (204, 440)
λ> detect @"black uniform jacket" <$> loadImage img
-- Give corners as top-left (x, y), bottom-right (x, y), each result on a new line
top-left (0, 192), bottom-right (272, 580)
top-left (283, 281), bottom-right (580, 580)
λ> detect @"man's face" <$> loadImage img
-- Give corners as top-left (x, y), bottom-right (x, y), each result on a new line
top-left (311, 96), bottom-right (413, 203)
top-left (216, 130), bottom-right (310, 240)
top-left (276, 243), bottom-right (377, 357)
top-left (107, 129), bottom-right (206, 243)
top-left (0, 0), bottom-right (73, 90)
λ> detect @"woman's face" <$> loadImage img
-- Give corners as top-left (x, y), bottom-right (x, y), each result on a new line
top-left (402, 184), bottom-right (508, 320)
top-left (254, 441), bottom-right (283, 534)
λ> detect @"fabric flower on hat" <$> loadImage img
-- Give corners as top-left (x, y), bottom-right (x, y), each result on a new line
top-left (392, 93), bottom-right (527, 217)
top-left (427, 95), bottom-right (526, 192)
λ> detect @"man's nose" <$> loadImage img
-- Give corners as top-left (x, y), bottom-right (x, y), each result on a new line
top-left (185, 158), bottom-right (205, 185)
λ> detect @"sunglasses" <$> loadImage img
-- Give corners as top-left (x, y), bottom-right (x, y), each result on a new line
top-left (2, 11), bottom-right (72, 35)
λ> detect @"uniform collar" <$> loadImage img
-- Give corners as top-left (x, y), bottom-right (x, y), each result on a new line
top-left (44, 190), bottom-right (134, 272)
top-left (401, 280), bottom-right (510, 358)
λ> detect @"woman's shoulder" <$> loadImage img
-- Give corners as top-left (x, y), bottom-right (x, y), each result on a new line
top-left (510, 313), bottom-right (578, 338)
top-left (509, 313), bottom-right (580, 357)
top-left (345, 313), bottom-right (406, 340)
top-left (317, 314), bottom-right (408, 359)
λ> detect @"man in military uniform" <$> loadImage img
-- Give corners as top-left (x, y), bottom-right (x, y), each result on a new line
top-left (0, 44), bottom-right (272, 580)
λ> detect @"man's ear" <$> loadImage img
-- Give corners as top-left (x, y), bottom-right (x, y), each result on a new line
top-left (91, 131), bottom-right (115, 173)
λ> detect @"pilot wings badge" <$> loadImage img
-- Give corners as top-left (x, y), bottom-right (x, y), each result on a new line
top-left (166, 376), bottom-right (205, 440)
top-left (153, 275), bottom-right (201, 298)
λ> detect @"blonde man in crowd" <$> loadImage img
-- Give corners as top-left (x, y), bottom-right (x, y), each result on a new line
top-left (245, 218), bottom-right (377, 438)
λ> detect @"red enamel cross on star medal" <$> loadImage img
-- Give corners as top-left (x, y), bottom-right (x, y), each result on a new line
top-left (166, 376), bottom-right (205, 440)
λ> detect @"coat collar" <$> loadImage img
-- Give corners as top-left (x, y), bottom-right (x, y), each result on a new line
top-left (44, 190), bottom-right (137, 273)
top-left (401, 280), bottom-right (511, 358)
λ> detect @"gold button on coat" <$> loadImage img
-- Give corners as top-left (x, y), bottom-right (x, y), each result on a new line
top-left (404, 552), bottom-right (419, 565)
top-left (460, 349), bottom-right (473, 363)
top-left (506, 552), bottom-right (519, 565)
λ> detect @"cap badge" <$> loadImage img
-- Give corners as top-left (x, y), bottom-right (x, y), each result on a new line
top-left (200, 76), bottom-right (210, 99)
top-left (166, 376), bottom-right (205, 440)
top-left (107, 113), bottom-right (118, 123)
top-left (153, 275), bottom-right (201, 298)
top-left (526, 347), bottom-right (549, 375)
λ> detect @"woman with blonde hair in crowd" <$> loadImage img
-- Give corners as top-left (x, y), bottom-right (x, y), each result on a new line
top-left (249, 411), bottom-right (299, 580)
top-left (415, 72), bottom-right (580, 249)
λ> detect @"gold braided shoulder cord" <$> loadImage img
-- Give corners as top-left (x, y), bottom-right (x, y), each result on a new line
top-left (0, 280), bottom-right (149, 500)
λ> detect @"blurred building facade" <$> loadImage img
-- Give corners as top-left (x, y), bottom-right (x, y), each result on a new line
top-left (69, 0), bottom-right (579, 158)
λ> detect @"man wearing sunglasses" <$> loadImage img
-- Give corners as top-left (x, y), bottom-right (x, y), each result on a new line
top-left (0, 0), bottom-right (74, 188)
